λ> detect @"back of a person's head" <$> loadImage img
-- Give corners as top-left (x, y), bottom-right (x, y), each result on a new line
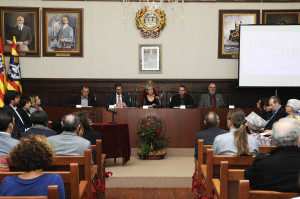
top-left (262, 98), bottom-right (270, 107)
top-left (0, 108), bottom-right (13, 132)
top-left (4, 90), bottom-right (20, 105)
top-left (8, 135), bottom-right (55, 172)
top-left (76, 111), bottom-right (92, 130)
top-left (272, 118), bottom-right (300, 147)
top-left (228, 108), bottom-right (251, 156)
top-left (205, 112), bottom-right (219, 128)
top-left (62, 114), bottom-right (80, 132)
top-left (246, 112), bottom-right (264, 132)
top-left (30, 110), bottom-right (49, 127)
top-left (29, 95), bottom-right (37, 107)
top-left (287, 99), bottom-right (300, 113)
top-left (19, 96), bottom-right (31, 109)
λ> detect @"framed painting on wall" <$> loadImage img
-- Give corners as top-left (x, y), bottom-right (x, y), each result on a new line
top-left (139, 44), bottom-right (162, 74)
top-left (0, 7), bottom-right (40, 56)
top-left (262, 10), bottom-right (300, 24)
top-left (218, 10), bottom-right (260, 59)
top-left (42, 8), bottom-right (83, 57)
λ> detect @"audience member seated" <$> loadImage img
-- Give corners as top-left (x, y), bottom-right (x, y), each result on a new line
top-left (213, 108), bottom-right (259, 155)
top-left (169, 85), bottom-right (195, 108)
top-left (72, 85), bottom-right (96, 107)
top-left (0, 156), bottom-right (9, 172)
top-left (107, 83), bottom-right (131, 108)
top-left (285, 99), bottom-right (300, 116)
top-left (17, 96), bottom-right (32, 129)
top-left (76, 111), bottom-right (101, 145)
top-left (194, 111), bottom-right (227, 159)
top-left (257, 98), bottom-right (272, 121)
top-left (0, 108), bottom-right (19, 156)
top-left (3, 90), bottom-right (25, 139)
top-left (29, 95), bottom-right (43, 114)
top-left (143, 84), bottom-right (161, 108)
top-left (245, 118), bottom-right (300, 193)
top-left (0, 135), bottom-right (65, 198)
top-left (199, 82), bottom-right (226, 108)
top-left (263, 96), bottom-right (287, 130)
top-left (47, 113), bottom-right (91, 156)
top-left (245, 112), bottom-right (272, 146)
top-left (22, 111), bottom-right (56, 138)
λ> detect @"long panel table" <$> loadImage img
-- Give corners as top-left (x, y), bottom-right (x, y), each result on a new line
top-left (44, 107), bottom-right (256, 148)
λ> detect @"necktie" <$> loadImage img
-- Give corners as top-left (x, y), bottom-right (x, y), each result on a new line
top-left (117, 95), bottom-right (121, 103)
top-left (211, 95), bottom-right (215, 108)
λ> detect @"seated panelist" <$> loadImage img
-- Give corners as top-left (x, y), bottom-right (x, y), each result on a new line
top-left (169, 85), bottom-right (195, 108)
top-left (73, 85), bottom-right (96, 107)
top-left (199, 83), bottom-right (226, 108)
top-left (143, 84), bottom-right (161, 108)
top-left (107, 83), bottom-right (131, 107)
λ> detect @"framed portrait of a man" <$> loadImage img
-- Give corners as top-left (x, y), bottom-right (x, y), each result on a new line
top-left (139, 44), bottom-right (162, 74)
top-left (0, 7), bottom-right (40, 57)
top-left (42, 8), bottom-right (83, 57)
top-left (262, 10), bottom-right (300, 25)
top-left (218, 10), bottom-right (260, 59)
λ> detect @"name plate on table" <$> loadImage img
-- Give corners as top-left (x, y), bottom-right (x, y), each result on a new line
top-left (109, 105), bottom-right (116, 109)
top-left (143, 105), bottom-right (149, 109)
top-left (76, 105), bottom-right (82, 108)
top-left (229, 105), bottom-right (235, 109)
top-left (180, 105), bottom-right (186, 109)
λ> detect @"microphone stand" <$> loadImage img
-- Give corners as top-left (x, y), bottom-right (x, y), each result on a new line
top-left (106, 108), bottom-right (117, 124)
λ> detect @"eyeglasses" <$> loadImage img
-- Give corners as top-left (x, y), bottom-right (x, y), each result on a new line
top-left (226, 116), bottom-right (231, 120)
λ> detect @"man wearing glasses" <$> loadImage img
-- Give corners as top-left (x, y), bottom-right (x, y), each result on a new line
top-left (107, 83), bottom-right (131, 108)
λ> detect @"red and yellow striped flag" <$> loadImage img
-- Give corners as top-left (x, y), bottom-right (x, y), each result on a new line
top-left (0, 36), bottom-right (7, 107)
top-left (6, 36), bottom-right (22, 94)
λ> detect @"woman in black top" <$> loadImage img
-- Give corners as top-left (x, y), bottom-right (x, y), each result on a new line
top-left (143, 84), bottom-right (161, 108)
top-left (76, 111), bottom-right (101, 145)
top-left (17, 97), bottom-right (32, 129)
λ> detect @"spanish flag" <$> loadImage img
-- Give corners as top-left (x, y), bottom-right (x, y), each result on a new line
top-left (6, 36), bottom-right (22, 94)
top-left (0, 36), bottom-right (6, 107)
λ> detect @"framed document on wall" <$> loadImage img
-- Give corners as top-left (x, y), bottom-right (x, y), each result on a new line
top-left (139, 44), bottom-right (162, 74)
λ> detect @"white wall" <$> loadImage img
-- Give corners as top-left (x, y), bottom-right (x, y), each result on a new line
top-left (2, 0), bottom-right (299, 79)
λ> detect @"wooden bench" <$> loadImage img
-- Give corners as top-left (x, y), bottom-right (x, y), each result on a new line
top-left (91, 139), bottom-right (106, 181)
top-left (212, 161), bottom-right (245, 199)
top-left (201, 149), bottom-right (255, 197)
top-left (0, 185), bottom-right (58, 199)
top-left (0, 163), bottom-right (87, 199)
top-left (239, 180), bottom-right (300, 199)
top-left (259, 145), bottom-right (276, 154)
top-left (196, 140), bottom-right (212, 182)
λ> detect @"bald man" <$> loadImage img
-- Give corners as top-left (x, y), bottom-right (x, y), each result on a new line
top-left (6, 16), bottom-right (32, 51)
top-left (50, 17), bottom-right (74, 50)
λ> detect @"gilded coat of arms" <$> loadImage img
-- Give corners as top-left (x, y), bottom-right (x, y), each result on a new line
top-left (136, 6), bottom-right (166, 38)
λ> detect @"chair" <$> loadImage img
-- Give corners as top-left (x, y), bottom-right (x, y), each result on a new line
top-left (0, 163), bottom-right (87, 199)
top-left (238, 180), bottom-right (300, 199)
top-left (212, 161), bottom-right (245, 199)
top-left (200, 149), bottom-right (255, 197)
top-left (135, 80), bottom-right (165, 107)
top-left (0, 185), bottom-right (58, 199)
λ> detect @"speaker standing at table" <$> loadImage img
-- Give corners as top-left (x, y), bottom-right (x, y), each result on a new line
top-left (169, 85), bottom-right (195, 108)
top-left (107, 83), bottom-right (131, 108)
top-left (199, 83), bottom-right (226, 108)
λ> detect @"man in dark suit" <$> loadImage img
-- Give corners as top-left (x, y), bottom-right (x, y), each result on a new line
top-left (2, 90), bottom-right (25, 139)
top-left (73, 86), bottom-right (96, 107)
top-left (245, 118), bottom-right (300, 193)
top-left (199, 83), bottom-right (226, 108)
top-left (0, 108), bottom-right (19, 156)
top-left (107, 83), bottom-right (131, 107)
top-left (264, 96), bottom-right (287, 130)
top-left (7, 16), bottom-right (33, 51)
top-left (194, 111), bottom-right (227, 159)
top-left (169, 85), bottom-right (195, 108)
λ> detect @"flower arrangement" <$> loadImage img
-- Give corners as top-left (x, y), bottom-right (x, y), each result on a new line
top-left (137, 116), bottom-right (168, 159)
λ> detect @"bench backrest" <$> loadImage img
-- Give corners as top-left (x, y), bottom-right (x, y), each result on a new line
top-left (0, 185), bottom-right (58, 199)
top-left (239, 180), bottom-right (300, 199)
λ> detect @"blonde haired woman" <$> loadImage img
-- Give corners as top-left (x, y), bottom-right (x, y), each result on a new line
top-left (29, 95), bottom-right (43, 114)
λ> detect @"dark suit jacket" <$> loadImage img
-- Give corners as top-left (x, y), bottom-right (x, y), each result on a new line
top-left (107, 92), bottom-right (131, 107)
top-left (3, 105), bottom-right (25, 139)
top-left (73, 94), bottom-right (96, 107)
top-left (17, 108), bottom-right (31, 129)
top-left (169, 93), bottom-right (195, 108)
top-left (83, 129), bottom-right (101, 145)
top-left (264, 106), bottom-right (287, 130)
top-left (198, 93), bottom-right (226, 108)
top-left (11, 25), bottom-right (33, 45)
top-left (194, 126), bottom-right (227, 158)
top-left (245, 146), bottom-right (300, 193)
